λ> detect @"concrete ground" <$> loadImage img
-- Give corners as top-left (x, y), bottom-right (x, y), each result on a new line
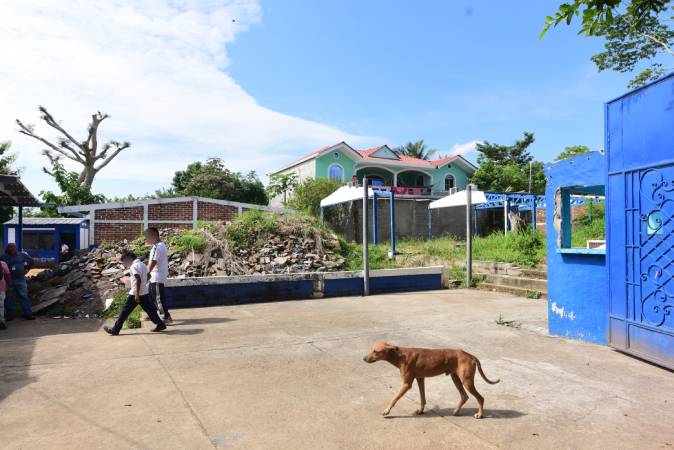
top-left (1, 290), bottom-right (672, 450)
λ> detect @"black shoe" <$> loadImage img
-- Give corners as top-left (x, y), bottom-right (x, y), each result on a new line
top-left (104, 326), bottom-right (119, 336)
top-left (7, 316), bottom-right (14, 322)
top-left (0, 322), bottom-right (6, 330)
top-left (23, 315), bottom-right (35, 320)
top-left (151, 323), bottom-right (166, 332)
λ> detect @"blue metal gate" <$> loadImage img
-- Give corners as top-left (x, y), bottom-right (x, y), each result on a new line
top-left (606, 73), bottom-right (674, 369)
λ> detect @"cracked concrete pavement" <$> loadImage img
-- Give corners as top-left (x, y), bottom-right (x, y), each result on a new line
top-left (0, 289), bottom-right (672, 449)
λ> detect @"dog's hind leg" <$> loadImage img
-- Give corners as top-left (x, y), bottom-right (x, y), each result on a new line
top-left (382, 378), bottom-right (413, 416)
top-left (462, 377), bottom-right (485, 419)
top-left (450, 373), bottom-right (469, 416)
top-left (415, 378), bottom-right (426, 415)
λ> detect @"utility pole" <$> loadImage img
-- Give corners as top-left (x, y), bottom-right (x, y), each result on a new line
top-left (362, 178), bottom-right (369, 296)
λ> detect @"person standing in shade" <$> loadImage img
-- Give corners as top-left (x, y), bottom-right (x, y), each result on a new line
top-left (1, 243), bottom-right (34, 320)
top-left (104, 250), bottom-right (165, 335)
top-left (145, 227), bottom-right (173, 324)
top-left (0, 259), bottom-right (11, 329)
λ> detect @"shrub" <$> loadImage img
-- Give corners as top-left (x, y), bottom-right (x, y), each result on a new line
top-left (287, 178), bottom-right (342, 217)
top-left (225, 210), bottom-right (278, 247)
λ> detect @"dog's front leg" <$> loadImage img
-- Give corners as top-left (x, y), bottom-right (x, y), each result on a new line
top-left (415, 378), bottom-right (426, 415)
top-left (382, 380), bottom-right (412, 416)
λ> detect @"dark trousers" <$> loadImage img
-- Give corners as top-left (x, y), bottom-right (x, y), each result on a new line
top-left (112, 294), bottom-right (164, 333)
top-left (149, 282), bottom-right (171, 320)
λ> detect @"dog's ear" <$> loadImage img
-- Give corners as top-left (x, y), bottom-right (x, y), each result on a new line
top-left (393, 346), bottom-right (400, 353)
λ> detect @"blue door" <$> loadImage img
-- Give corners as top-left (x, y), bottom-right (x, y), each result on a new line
top-left (606, 74), bottom-right (674, 369)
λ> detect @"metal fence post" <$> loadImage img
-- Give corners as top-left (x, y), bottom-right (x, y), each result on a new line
top-left (372, 192), bottom-right (378, 244)
top-left (466, 184), bottom-right (473, 287)
top-left (389, 190), bottom-right (396, 257)
top-left (362, 179), bottom-right (369, 296)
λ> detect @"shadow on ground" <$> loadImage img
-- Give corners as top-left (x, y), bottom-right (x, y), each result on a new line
top-left (385, 407), bottom-right (526, 420)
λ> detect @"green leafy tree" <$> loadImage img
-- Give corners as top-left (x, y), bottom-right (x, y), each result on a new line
top-left (267, 173), bottom-right (298, 205)
top-left (287, 178), bottom-right (342, 217)
top-left (541, 1), bottom-right (673, 88)
top-left (0, 141), bottom-right (19, 223)
top-left (395, 139), bottom-right (438, 160)
top-left (555, 145), bottom-right (591, 160)
top-left (37, 163), bottom-right (106, 217)
top-left (171, 158), bottom-right (268, 205)
top-left (471, 132), bottom-right (546, 194)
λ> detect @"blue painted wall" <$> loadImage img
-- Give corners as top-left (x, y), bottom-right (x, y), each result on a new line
top-left (545, 151), bottom-right (608, 344)
top-left (3, 223), bottom-right (83, 260)
top-left (165, 271), bottom-right (444, 309)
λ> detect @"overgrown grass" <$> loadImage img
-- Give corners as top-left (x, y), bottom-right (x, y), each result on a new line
top-left (392, 230), bottom-right (545, 268)
top-left (571, 218), bottom-right (606, 247)
top-left (168, 231), bottom-right (207, 253)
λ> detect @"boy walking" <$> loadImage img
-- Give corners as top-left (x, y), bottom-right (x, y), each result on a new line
top-left (0, 260), bottom-right (11, 330)
top-left (104, 250), bottom-right (166, 335)
top-left (145, 227), bottom-right (173, 324)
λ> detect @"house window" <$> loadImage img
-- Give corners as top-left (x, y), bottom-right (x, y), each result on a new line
top-left (444, 174), bottom-right (455, 191)
top-left (415, 174), bottom-right (425, 187)
top-left (328, 164), bottom-right (343, 181)
top-left (332, 152), bottom-right (340, 160)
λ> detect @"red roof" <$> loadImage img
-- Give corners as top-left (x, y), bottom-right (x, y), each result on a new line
top-left (272, 141), bottom-right (473, 174)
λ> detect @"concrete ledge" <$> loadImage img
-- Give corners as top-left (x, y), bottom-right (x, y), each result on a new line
top-left (164, 266), bottom-right (444, 308)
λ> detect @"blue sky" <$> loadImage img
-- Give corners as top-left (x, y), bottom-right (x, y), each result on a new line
top-left (228, 0), bottom-right (632, 163)
top-left (0, 0), bottom-right (638, 197)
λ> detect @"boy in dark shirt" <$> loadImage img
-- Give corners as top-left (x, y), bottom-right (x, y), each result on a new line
top-left (1, 243), bottom-right (34, 320)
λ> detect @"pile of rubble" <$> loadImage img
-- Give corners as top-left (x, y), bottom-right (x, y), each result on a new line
top-left (29, 219), bottom-right (347, 316)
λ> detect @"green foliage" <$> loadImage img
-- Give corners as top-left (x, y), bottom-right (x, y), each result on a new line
top-left (395, 139), bottom-right (438, 160)
top-left (555, 145), bottom-right (591, 161)
top-left (0, 141), bottom-right (19, 224)
top-left (471, 132), bottom-right (546, 194)
top-left (267, 173), bottom-right (298, 205)
top-left (541, 1), bottom-right (673, 88)
top-left (471, 230), bottom-right (546, 267)
top-left (340, 241), bottom-right (396, 271)
top-left (171, 158), bottom-right (268, 205)
top-left (167, 231), bottom-right (207, 253)
top-left (287, 177), bottom-right (342, 217)
top-left (224, 210), bottom-right (279, 247)
top-left (525, 290), bottom-right (543, 299)
top-left (37, 163), bottom-right (106, 216)
top-left (571, 203), bottom-right (606, 247)
top-left (107, 188), bottom-right (177, 203)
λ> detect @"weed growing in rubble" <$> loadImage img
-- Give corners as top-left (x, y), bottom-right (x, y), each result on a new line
top-left (169, 231), bottom-right (207, 253)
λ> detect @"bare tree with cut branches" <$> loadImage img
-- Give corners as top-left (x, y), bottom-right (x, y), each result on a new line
top-left (16, 106), bottom-right (130, 187)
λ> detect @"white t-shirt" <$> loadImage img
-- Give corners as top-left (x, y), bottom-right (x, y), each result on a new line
top-left (128, 259), bottom-right (150, 296)
top-left (149, 242), bottom-right (169, 283)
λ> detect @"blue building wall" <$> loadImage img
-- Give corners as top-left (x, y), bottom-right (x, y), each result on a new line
top-left (3, 222), bottom-right (86, 261)
top-left (545, 151), bottom-right (608, 344)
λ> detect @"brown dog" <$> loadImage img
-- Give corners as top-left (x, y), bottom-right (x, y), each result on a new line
top-left (363, 342), bottom-right (499, 418)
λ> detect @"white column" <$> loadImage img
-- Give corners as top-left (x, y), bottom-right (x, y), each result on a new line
top-left (192, 199), bottom-right (198, 229)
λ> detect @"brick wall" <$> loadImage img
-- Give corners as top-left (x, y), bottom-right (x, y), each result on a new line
top-left (149, 201), bottom-right (193, 221)
top-left (95, 223), bottom-right (144, 243)
top-left (90, 199), bottom-right (267, 245)
top-left (95, 207), bottom-right (143, 220)
top-left (197, 202), bottom-right (238, 221)
top-left (148, 222), bottom-right (193, 231)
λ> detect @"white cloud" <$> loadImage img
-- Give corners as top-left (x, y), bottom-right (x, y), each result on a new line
top-left (0, 0), bottom-right (377, 197)
top-left (447, 140), bottom-right (483, 157)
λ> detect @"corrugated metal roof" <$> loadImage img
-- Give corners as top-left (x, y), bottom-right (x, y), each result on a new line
top-left (0, 175), bottom-right (41, 207)
top-left (4, 217), bottom-right (86, 225)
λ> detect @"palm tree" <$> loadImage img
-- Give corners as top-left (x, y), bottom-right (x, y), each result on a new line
top-left (395, 139), bottom-right (438, 160)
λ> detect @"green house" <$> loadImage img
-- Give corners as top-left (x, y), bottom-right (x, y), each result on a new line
top-left (269, 141), bottom-right (476, 206)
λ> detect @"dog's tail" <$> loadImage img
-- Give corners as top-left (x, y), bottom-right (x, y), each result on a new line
top-left (475, 358), bottom-right (500, 384)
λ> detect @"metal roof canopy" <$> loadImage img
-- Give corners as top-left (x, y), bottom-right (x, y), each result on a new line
top-left (0, 175), bottom-right (41, 207)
